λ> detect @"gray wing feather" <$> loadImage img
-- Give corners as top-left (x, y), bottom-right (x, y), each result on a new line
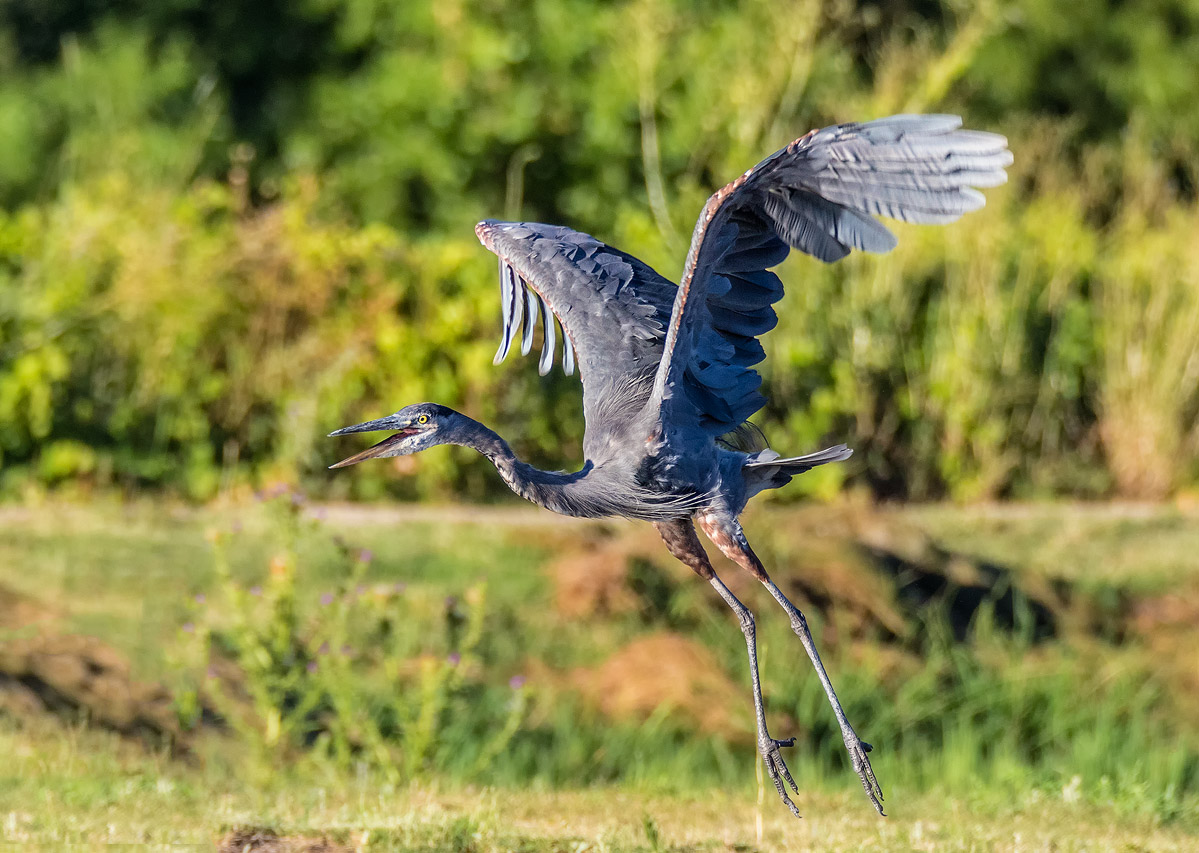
top-left (651, 114), bottom-right (1010, 435)
top-left (475, 220), bottom-right (676, 459)
top-left (520, 282), bottom-right (538, 356)
top-left (538, 295), bottom-right (556, 376)
top-left (561, 322), bottom-right (576, 376)
top-left (493, 260), bottom-right (523, 364)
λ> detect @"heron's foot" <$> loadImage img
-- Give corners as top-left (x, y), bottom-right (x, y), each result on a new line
top-left (846, 736), bottom-right (885, 816)
top-left (759, 735), bottom-right (802, 819)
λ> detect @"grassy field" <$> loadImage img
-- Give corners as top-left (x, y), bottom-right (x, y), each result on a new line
top-left (2, 499), bottom-right (1198, 850)
top-left (4, 714), bottom-right (1197, 852)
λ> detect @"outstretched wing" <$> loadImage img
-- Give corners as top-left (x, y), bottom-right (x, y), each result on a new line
top-left (474, 220), bottom-right (677, 459)
top-left (650, 114), bottom-right (1012, 435)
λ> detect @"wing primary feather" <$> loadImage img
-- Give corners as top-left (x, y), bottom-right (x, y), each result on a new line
top-left (538, 295), bottom-right (556, 376)
top-left (507, 265), bottom-right (523, 353)
top-left (495, 263), bottom-right (524, 364)
top-left (493, 260), bottom-right (516, 364)
top-left (521, 280), bottom-right (538, 356)
top-left (561, 319), bottom-right (575, 376)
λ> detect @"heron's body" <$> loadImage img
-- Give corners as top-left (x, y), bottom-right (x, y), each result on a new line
top-left (331, 114), bottom-right (1011, 818)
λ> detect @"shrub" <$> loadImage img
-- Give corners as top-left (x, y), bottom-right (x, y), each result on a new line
top-left (173, 497), bottom-right (527, 781)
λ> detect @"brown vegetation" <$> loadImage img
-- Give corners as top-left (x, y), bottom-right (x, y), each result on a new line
top-left (1128, 587), bottom-right (1199, 718)
top-left (218, 828), bottom-right (356, 853)
top-left (567, 632), bottom-right (753, 740)
top-left (547, 535), bottom-right (642, 621)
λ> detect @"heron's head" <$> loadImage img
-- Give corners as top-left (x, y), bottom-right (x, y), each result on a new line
top-left (328, 403), bottom-right (458, 469)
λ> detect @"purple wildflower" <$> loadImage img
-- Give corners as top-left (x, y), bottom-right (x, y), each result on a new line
top-left (358, 549), bottom-right (374, 564)
top-left (193, 593), bottom-right (206, 604)
top-left (306, 661), bottom-right (318, 674)
top-left (509, 675), bottom-right (527, 690)
top-left (182, 622), bottom-right (195, 634)
top-left (318, 642), bottom-right (330, 656)
top-left (319, 592), bottom-right (334, 606)
top-left (249, 585), bottom-right (262, 596)
top-left (447, 653), bottom-right (461, 666)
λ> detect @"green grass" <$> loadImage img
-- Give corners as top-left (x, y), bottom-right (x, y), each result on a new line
top-left (3, 716), bottom-right (1197, 851)
top-left (2, 499), bottom-right (1199, 849)
top-left (0, 500), bottom-right (551, 678)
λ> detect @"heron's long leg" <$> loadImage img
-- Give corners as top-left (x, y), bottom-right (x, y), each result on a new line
top-left (707, 570), bottom-right (803, 818)
top-left (760, 575), bottom-right (884, 812)
top-left (697, 513), bottom-right (886, 816)
top-left (652, 519), bottom-right (803, 819)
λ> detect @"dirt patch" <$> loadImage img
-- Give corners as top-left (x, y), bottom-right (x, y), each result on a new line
top-left (0, 585), bottom-right (61, 632)
top-left (1127, 587), bottom-right (1199, 708)
top-left (1128, 589), bottom-right (1199, 636)
top-left (0, 632), bottom-right (184, 745)
top-left (549, 536), bottom-right (641, 620)
top-left (568, 631), bottom-right (754, 739)
top-left (218, 827), bottom-right (356, 853)
top-left (0, 584), bottom-right (215, 749)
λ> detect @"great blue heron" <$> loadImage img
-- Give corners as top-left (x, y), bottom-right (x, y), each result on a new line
top-left (330, 114), bottom-right (1011, 817)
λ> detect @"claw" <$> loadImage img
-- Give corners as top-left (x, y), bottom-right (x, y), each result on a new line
top-left (760, 737), bottom-right (802, 819)
top-left (846, 737), bottom-right (885, 816)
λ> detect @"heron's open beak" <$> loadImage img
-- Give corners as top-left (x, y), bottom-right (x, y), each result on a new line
top-left (327, 416), bottom-right (418, 469)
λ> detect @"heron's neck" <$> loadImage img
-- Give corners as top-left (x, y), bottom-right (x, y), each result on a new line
top-left (452, 417), bottom-right (602, 518)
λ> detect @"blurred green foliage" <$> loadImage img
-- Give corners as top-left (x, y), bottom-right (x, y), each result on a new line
top-left (175, 500), bottom-right (528, 781)
top-left (1, 0), bottom-right (1197, 500)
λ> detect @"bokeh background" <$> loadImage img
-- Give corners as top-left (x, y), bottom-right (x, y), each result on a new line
top-left (3, 0), bottom-right (1198, 504)
top-left (2, 1), bottom-right (1199, 849)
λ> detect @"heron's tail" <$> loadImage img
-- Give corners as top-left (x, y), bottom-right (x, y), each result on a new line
top-left (742, 443), bottom-right (852, 496)
top-left (744, 444), bottom-right (853, 470)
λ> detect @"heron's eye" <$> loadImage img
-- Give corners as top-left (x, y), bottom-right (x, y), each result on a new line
top-left (417, 414), bottom-right (430, 425)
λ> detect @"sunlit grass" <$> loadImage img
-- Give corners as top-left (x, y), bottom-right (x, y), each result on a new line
top-left (1, 716), bottom-right (1195, 851)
